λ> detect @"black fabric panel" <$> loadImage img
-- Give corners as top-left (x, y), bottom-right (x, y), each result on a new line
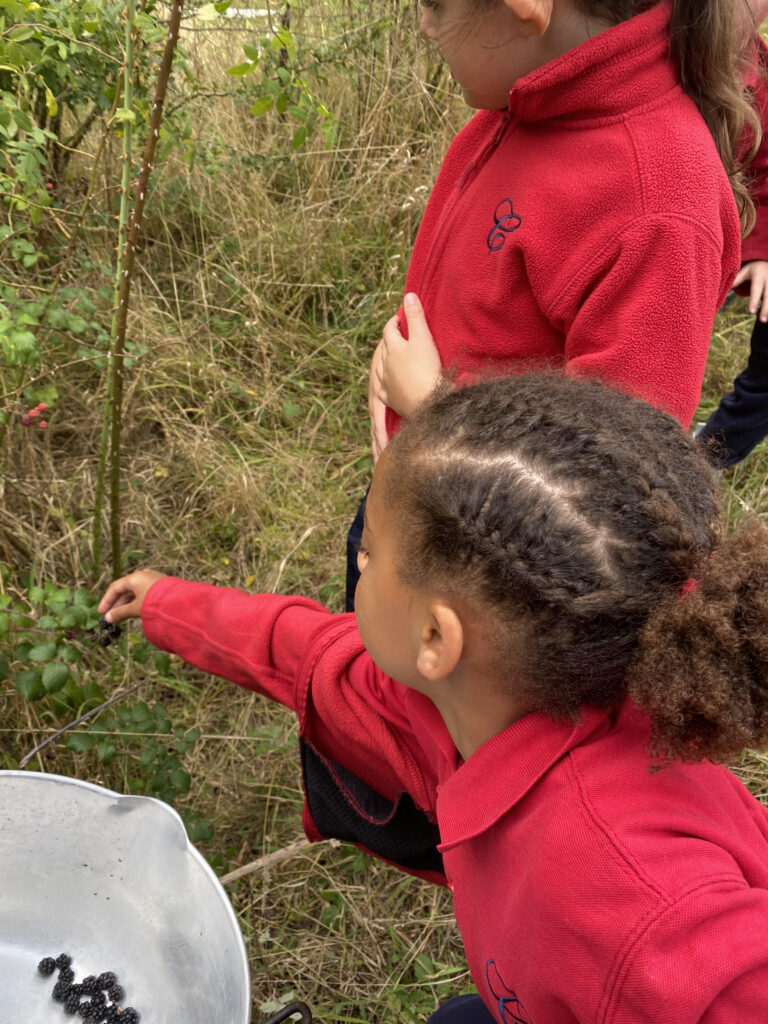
top-left (301, 738), bottom-right (444, 874)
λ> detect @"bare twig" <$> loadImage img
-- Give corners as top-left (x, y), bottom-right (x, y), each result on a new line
top-left (220, 837), bottom-right (313, 884)
top-left (19, 678), bottom-right (149, 768)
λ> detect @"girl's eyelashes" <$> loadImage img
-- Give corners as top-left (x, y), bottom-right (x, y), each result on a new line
top-left (353, 542), bottom-right (369, 557)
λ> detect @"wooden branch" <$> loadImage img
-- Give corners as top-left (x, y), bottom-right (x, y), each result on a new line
top-left (220, 838), bottom-right (313, 884)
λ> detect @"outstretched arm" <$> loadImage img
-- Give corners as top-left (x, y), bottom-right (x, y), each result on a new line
top-left (368, 293), bottom-right (442, 461)
top-left (99, 569), bottom-right (168, 623)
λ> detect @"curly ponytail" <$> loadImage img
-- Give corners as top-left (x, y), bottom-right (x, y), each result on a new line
top-left (628, 519), bottom-right (768, 763)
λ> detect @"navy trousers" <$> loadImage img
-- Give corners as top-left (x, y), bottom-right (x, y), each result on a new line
top-left (425, 995), bottom-right (496, 1024)
top-left (697, 316), bottom-right (768, 468)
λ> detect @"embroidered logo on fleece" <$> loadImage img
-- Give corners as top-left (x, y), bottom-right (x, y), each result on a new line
top-left (486, 960), bottom-right (533, 1023)
top-left (487, 199), bottom-right (521, 254)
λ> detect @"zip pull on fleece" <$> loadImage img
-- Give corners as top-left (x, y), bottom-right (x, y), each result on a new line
top-left (456, 112), bottom-right (511, 189)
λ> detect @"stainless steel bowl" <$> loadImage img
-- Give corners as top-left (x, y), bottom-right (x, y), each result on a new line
top-left (0, 771), bottom-right (251, 1023)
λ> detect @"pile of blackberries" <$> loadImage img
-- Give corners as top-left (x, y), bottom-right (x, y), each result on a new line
top-left (37, 953), bottom-right (140, 1022)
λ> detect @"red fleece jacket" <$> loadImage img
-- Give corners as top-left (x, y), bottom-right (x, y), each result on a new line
top-left (386, 2), bottom-right (741, 435)
top-left (142, 579), bottom-right (768, 1024)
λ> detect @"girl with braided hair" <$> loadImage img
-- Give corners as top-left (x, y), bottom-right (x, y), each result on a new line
top-left (344, 0), bottom-right (766, 611)
top-left (101, 375), bottom-right (768, 1023)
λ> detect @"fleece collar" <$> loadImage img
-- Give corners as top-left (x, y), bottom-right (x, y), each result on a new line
top-left (508, 1), bottom-right (675, 125)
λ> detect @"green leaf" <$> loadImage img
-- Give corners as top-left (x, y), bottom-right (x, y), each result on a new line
top-left (0, 612), bottom-right (8, 637)
top-left (74, 588), bottom-right (96, 608)
top-left (9, 25), bottom-right (35, 41)
top-left (59, 606), bottom-right (86, 628)
top-left (250, 95), bottom-right (273, 116)
top-left (42, 661), bottom-right (68, 693)
top-left (15, 667), bottom-right (44, 701)
top-left (170, 768), bottom-right (190, 793)
top-left (96, 741), bottom-right (117, 765)
top-left (226, 61), bottom-right (255, 77)
top-left (28, 641), bottom-right (57, 662)
top-left (113, 108), bottom-right (136, 123)
top-left (66, 732), bottom-right (96, 753)
top-left (242, 44), bottom-right (259, 62)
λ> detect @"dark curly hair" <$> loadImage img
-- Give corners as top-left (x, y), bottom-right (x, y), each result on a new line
top-left (385, 374), bottom-right (768, 764)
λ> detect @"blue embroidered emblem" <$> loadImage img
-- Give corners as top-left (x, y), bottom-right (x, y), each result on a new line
top-left (487, 199), bottom-right (521, 254)
top-left (486, 960), bottom-right (533, 1023)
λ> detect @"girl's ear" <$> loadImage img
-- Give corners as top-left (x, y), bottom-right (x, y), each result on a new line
top-left (416, 602), bottom-right (464, 681)
top-left (503, 0), bottom-right (553, 36)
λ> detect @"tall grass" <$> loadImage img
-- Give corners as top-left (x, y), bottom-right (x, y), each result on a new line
top-left (1, 3), bottom-right (767, 1021)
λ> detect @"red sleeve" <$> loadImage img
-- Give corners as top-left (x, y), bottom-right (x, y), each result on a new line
top-left (140, 576), bottom-right (444, 810)
top-left (141, 576), bottom-right (336, 712)
top-left (561, 216), bottom-right (728, 429)
top-left (613, 886), bottom-right (768, 1023)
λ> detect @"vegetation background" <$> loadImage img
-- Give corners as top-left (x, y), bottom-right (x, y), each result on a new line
top-left (1, 2), bottom-right (767, 1021)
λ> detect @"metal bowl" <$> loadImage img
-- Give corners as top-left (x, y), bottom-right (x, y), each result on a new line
top-left (0, 771), bottom-right (251, 1023)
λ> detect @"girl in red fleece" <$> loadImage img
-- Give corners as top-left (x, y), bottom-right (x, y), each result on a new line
top-left (101, 375), bottom-right (768, 1024)
top-left (344, 0), bottom-right (764, 610)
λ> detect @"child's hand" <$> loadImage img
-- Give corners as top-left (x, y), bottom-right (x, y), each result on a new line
top-left (368, 292), bottom-right (442, 461)
top-left (733, 259), bottom-right (768, 321)
top-left (98, 569), bottom-right (167, 624)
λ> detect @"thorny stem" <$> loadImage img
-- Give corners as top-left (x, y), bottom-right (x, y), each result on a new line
top-left (99, 0), bottom-right (185, 576)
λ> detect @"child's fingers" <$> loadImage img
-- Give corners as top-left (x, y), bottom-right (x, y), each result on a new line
top-left (749, 274), bottom-right (765, 316)
top-left (99, 577), bottom-right (136, 615)
top-left (733, 264), bottom-right (751, 289)
top-left (98, 570), bottom-right (165, 623)
top-left (402, 292), bottom-right (433, 348)
top-left (381, 313), bottom-right (406, 352)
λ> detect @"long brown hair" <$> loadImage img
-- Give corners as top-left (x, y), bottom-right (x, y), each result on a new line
top-left (581, 0), bottom-right (762, 236)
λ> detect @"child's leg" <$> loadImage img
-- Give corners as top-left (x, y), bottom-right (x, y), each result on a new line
top-left (696, 316), bottom-right (768, 467)
top-left (425, 995), bottom-right (496, 1024)
top-left (345, 490), bottom-right (368, 612)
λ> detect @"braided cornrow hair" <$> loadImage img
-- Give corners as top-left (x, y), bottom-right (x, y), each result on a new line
top-left (385, 374), bottom-right (768, 763)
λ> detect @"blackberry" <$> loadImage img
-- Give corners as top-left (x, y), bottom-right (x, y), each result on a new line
top-left (96, 972), bottom-right (117, 989)
top-left (104, 1007), bottom-right (121, 1024)
top-left (64, 992), bottom-right (82, 1015)
top-left (53, 980), bottom-right (72, 1002)
top-left (121, 1008), bottom-right (140, 1023)
top-left (38, 956), bottom-right (57, 976)
top-left (56, 953), bottom-right (73, 969)
top-left (107, 983), bottom-right (125, 1002)
top-left (107, 623), bottom-right (122, 639)
top-left (98, 633), bottom-right (112, 648)
top-left (81, 976), bottom-right (100, 995)
top-left (59, 966), bottom-right (75, 984)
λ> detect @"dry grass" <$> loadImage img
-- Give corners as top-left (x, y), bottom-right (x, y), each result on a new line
top-left (1, 3), bottom-right (768, 1021)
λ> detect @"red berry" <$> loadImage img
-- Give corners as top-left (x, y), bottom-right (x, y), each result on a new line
top-left (38, 420), bottom-right (48, 429)
top-left (36, 402), bottom-right (48, 412)
top-left (20, 414), bottom-right (32, 427)
top-left (28, 407), bottom-right (39, 418)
